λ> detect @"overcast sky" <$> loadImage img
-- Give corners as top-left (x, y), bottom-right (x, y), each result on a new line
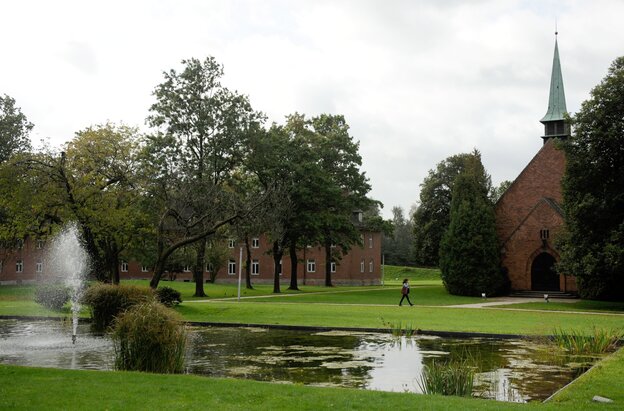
top-left (2, 0), bottom-right (623, 218)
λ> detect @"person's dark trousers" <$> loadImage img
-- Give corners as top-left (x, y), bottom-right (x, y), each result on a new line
top-left (399, 295), bottom-right (413, 306)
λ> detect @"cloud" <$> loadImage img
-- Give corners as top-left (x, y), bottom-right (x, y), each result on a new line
top-left (1, 0), bottom-right (623, 218)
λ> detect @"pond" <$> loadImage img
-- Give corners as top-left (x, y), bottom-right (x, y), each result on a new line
top-left (0, 319), bottom-right (598, 402)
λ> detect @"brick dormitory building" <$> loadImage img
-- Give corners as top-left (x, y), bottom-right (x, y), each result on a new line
top-left (0, 212), bottom-right (383, 286)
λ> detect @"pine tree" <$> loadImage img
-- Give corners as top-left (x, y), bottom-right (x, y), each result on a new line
top-left (439, 155), bottom-right (504, 296)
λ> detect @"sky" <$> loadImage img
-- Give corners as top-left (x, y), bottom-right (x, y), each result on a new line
top-left (2, 0), bottom-right (623, 218)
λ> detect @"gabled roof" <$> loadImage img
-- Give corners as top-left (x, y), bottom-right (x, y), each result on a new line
top-left (500, 196), bottom-right (564, 247)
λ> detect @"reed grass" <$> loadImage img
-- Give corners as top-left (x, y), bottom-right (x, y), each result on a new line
top-left (417, 358), bottom-right (475, 397)
top-left (551, 327), bottom-right (622, 355)
top-left (112, 301), bottom-right (187, 373)
top-left (382, 318), bottom-right (417, 336)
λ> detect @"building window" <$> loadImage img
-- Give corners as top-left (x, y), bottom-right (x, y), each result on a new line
top-left (141, 265), bottom-right (149, 273)
top-left (278, 259), bottom-right (283, 276)
top-left (369, 235), bottom-right (373, 249)
top-left (121, 261), bottom-right (128, 272)
top-left (228, 239), bottom-right (236, 248)
top-left (36, 261), bottom-right (43, 273)
top-left (17, 239), bottom-right (24, 249)
top-left (206, 263), bottom-right (214, 272)
top-left (16, 260), bottom-right (24, 273)
top-left (252, 238), bottom-right (260, 248)
top-left (0, 261), bottom-right (2, 272)
top-left (330, 261), bottom-right (336, 273)
top-left (540, 229), bottom-right (550, 240)
top-left (252, 259), bottom-right (260, 275)
top-left (307, 259), bottom-right (316, 273)
top-left (183, 265), bottom-right (191, 272)
top-left (36, 239), bottom-right (45, 249)
top-left (369, 259), bottom-right (374, 273)
top-left (228, 259), bottom-right (236, 275)
top-left (360, 259), bottom-right (365, 273)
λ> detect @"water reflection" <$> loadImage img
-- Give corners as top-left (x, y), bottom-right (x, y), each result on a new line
top-left (0, 319), bottom-right (599, 402)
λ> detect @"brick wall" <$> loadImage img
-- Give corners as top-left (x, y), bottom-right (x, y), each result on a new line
top-left (495, 139), bottom-right (576, 291)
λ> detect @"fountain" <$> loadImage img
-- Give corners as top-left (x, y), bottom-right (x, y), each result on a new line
top-left (46, 223), bottom-right (90, 344)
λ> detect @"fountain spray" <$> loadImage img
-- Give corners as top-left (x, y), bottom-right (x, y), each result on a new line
top-left (46, 223), bottom-right (90, 345)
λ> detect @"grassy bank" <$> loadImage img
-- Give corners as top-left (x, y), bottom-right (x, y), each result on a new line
top-left (1, 347), bottom-right (623, 410)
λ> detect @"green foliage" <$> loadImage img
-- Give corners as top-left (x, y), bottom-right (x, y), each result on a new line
top-left (417, 359), bottom-right (475, 397)
top-left (155, 286), bottom-right (182, 307)
top-left (439, 154), bottom-right (505, 296)
top-left (144, 56), bottom-right (265, 291)
top-left (551, 327), bottom-right (622, 355)
top-left (0, 94), bottom-right (32, 164)
top-left (112, 301), bottom-right (187, 373)
top-left (82, 283), bottom-right (154, 331)
top-left (382, 206), bottom-right (416, 266)
top-left (382, 319), bottom-right (416, 336)
top-left (413, 151), bottom-right (493, 266)
top-left (559, 56), bottom-right (624, 300)
top-left (33, 284), bottom-right (70, 311)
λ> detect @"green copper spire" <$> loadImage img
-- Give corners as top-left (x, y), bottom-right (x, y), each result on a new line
top-left (540, 33), bottom-right (569, 142)
top-left (540, 35), bottom-right (567, 123)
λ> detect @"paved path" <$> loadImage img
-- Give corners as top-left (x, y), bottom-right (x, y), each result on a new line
top-left (445, 297), bottom-right (578, 308)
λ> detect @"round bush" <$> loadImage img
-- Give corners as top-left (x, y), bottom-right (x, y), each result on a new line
top-left (112, 301), bottom-right (187, 373)
top-left (155, 286), bottom-right (182, 307)
top-left (34, 284), bottom-right (71, 311)
top-left (82, 283), bottom-right (154, 331)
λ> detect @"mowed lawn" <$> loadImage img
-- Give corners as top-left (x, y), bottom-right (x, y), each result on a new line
top-left (2, 265), bottom-right (624, 410)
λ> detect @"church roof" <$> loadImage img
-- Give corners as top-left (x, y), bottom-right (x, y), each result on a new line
top-left (540, 36), bottom-right (567, 123)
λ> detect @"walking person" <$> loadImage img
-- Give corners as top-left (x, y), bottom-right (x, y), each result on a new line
top-left (399, 278), bottom-right (414, 306)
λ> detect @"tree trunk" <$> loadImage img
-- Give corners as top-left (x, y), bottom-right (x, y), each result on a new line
top-left (193, 237), bottom-right (207, 297)
top-left (288, 240), bottom-right (299, 290)
top-left (272, 240), bottom-right (282, 293)
top-left (324, 236), bottom-right (333, 287)
top-left (244, 236), bottom-right (253, 289)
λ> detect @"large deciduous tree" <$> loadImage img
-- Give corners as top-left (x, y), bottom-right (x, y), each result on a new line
top-left (0, 94), bottom-right (32, 164)
top-left (146, 57), bottom-right (264, 294)
top-left (439, 153), bottom-right (504, 296)
top-left (412, 151), bottom-right (492, 266)
top-left (0, 123), bottom-right (144, 283)
top-left (558, 56), bottom-right (624, 300)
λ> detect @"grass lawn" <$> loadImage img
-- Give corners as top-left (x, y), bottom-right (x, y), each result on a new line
top-left (1, 347), bottom-right (623, 410)
top-left (496, 300), bottom-right (624, 313)
top-left (2, 265), bottom-right (624, 410)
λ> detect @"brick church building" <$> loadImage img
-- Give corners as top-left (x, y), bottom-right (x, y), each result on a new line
top-left (495, 34), bottom-right (576, 293)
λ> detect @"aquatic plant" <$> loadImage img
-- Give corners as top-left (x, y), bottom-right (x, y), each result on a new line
top-left (112, 301), bottom-right (187, 373)
top-left (82, 283), bottom-right (154, 331)
top-left (417, 358), bottom-right (475, 397)
top-left (551, 327), bottom-right (622, 355)
top-left (382, 319), bottom-right (417, 336)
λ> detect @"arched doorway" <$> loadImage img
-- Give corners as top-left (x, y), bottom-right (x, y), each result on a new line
top-left (531, 252), bottom-right (559, 291)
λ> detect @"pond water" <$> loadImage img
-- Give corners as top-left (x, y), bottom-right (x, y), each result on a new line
top-left (0, 319), bottom-right (597, 402)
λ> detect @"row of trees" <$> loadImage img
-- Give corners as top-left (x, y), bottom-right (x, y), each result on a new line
top-left (0, 57), bottom-right (379, 295)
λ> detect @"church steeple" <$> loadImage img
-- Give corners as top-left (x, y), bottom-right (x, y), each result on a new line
top-left (540, 32), bottom-right (570, 142)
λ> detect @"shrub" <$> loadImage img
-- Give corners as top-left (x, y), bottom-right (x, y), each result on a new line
top-left (551, 327), bottom-right (622, 355)
top-left (112, 301), bottom-right (187, 373)
top-left (34, 284), bottom-right (71, 311)
top-left (82, 283), bottom-right (154, 331)
top-left (417, 359), bottom-right (475, 397)
top-left (155, 286), bottom-right (182, 307)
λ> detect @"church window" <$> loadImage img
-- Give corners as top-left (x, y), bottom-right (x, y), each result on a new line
top-left (540, 229), bottom-right (550, 240)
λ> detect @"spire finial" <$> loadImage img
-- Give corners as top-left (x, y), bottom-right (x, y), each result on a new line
top-left (555, 19), bottom-right (558, 36)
